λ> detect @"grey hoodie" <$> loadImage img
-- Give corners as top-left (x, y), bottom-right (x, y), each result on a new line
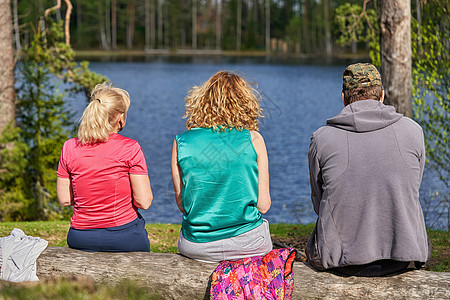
top-left (306, 99), bottom-right (429, 270)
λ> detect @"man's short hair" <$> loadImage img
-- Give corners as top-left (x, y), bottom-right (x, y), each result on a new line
top-left (342, 63), bottom-right (383, 104)
top-left (343, 86), bottom-right (383, 104)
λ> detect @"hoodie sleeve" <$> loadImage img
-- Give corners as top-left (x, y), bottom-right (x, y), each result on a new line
top-left (308, 134), bottom-right (323, 215)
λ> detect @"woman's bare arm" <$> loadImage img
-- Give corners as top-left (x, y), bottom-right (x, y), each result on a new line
top-left (171, 138), bottom-right (185, 213)
top-left (251, 131), bottom-right (271, 214)
top-left (56, 177), bottom-right (74, 207)
top-left (130, 174), bottom-right (153, 210)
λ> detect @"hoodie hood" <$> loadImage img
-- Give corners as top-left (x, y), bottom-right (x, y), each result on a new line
top-left (326, 99), bottom-right (403, 132)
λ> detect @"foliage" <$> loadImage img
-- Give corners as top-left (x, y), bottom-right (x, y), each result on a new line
top-left (285, 16), bottom-right (302, 51)
top-left (15, 25), bottom-right (74, 220)
top-left (411, 1), bottom-right (449, 187)
top-left (0, 124), bottom-right (30, 221)
top-left (334, 2), bottom-right (379, 65)
top-left (0, 14), bottom-right (108, 221)
top-left (39, 18), bottom-right (109, 99)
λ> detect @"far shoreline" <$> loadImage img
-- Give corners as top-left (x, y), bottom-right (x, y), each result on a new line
top-left (74, 49), bottom-right (371, 64)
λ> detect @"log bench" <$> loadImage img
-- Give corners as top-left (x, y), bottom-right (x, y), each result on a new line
top-left (37, 247), bottom-right (450, 299)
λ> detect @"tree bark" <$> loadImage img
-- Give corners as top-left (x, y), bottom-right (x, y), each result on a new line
top-left (63, 0), bottom-right (72, 45)
top-left (0, 0), bottom-right (15, 132)
top-left (98, 1), bottom-right (109, 49)
top-left (379, 0), bottom-right (413, 118)
top-left (44, 0), bottom-right (61, 18)
top-left (37, 247), bottom-right (450, 300)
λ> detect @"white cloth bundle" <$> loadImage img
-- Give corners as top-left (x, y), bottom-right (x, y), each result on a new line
top-left (0, 228), bottom-right (48, 282)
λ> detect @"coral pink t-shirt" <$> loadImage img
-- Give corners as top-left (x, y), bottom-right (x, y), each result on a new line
top-left (57, 134), bottom-right (148, 229)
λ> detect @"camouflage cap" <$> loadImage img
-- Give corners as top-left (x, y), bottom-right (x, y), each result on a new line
top-left (342, 63), bottom-right (382, 90)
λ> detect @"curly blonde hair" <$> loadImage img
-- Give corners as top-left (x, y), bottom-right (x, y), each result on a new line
top-left (78, 83), bottom-right (131, 145)
top-left (184, 71), bottom-right (263, 131)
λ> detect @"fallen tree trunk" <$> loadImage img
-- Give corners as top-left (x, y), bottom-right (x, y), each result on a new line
top-left (37, 247), bottom-right (450, 299)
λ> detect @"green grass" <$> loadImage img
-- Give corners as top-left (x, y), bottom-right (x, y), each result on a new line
top-left (0, 222), bottom-right (447, 272)
top-left (427, 229), bottom-right (450, 272)
top-left (0, 277), bottom-right (164, 300)
top-left (269, 223), bottom-right (316, 238)
top-left (0, 221), bottom-right (70, 247)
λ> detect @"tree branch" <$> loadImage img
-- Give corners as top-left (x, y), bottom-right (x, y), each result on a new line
top-left (44, 0), bottom-right (61, 18)
top-left (63, 0), bottom-right (72, 45)
top-left (363, 0), bottom-right (375, 32)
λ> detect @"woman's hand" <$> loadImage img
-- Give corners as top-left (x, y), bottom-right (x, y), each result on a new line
top-left (130, 174), bottom-right (153, 210)
top-left (251, 131), bottom-right (271, 214)
top-left (56, 177), bottom-right (74, 207)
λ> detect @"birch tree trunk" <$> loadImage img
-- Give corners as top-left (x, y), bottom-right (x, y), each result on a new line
top-left (0, 0), bottom-right (15, 132)
top-left (98, 1), bottom-right (109, 49)
top-left (379, 0), bottom-right (412, 118)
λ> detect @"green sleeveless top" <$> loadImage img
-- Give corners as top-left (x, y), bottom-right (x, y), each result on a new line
top-left (176, 127), bottom-right (263, 243)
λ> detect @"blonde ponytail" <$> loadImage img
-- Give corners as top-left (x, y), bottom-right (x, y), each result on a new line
top-left (78, 83), bottom-right (131, 145)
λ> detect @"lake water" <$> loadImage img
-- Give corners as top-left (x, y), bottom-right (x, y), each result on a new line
top-left (67, 57), bottom-right (448, 229)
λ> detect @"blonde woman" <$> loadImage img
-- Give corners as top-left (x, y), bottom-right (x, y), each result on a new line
top-left (171, 71), bottom-right (272, 262)
top-left (57, 83), bottom-right (153, 252)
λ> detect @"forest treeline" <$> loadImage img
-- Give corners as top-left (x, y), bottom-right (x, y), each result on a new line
top-left (7, 0), bottom-right (423, 55)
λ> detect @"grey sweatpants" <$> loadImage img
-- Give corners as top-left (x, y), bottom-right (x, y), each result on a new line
top-left (178, 219), bottom-right (273, 263)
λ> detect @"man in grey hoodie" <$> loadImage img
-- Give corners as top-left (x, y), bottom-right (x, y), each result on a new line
top-left (306, 63), bottom-right (429, 276)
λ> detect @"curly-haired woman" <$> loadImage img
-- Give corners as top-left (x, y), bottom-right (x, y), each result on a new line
top-left (57, 83), bottom-right (153, 252)
top-left (171, 71), bottom-right (272, 262)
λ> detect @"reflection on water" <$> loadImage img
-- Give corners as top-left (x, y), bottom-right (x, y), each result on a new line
top-left (66, 59), bottom-right (448, 229)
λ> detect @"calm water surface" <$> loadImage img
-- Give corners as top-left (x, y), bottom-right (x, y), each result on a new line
top-left (67, 59), bottom-right (448, 229)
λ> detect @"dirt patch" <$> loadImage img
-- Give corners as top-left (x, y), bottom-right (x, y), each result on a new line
top-left (272, 233), bottom-right (309, 262)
